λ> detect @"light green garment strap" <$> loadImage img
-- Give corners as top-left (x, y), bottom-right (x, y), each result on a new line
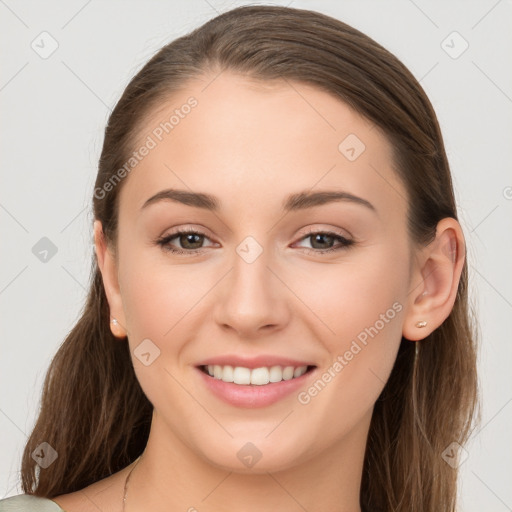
top-left (0, 494), bottom-right (65, 512)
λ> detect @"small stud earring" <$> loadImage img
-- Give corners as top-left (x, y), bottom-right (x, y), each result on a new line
top-left (110, 318), bottom-right (126, 338)
top-left (415, 320), bottom-right (427, 328)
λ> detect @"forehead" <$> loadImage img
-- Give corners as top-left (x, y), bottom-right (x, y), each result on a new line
top-left (118, 71), bottom-right (406, 223)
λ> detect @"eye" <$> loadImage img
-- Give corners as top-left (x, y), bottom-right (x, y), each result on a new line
top-left (154, 227), bottom-right (354, 256)
top-left (293, 229), bottom-right (354, 255)
top-left (155, 228), bottom-right (216, 255)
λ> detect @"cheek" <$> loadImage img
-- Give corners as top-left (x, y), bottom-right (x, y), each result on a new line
top-left (291, 242), bottom-right (407, 343)
top-left (119, 248), bottom-right (208, 340)
top-left (117, 254), bottom-right (202, 408)
top-left (290, 244), bottom-right (407, 412)
top-left (118, 251), bottom-right (222, 402)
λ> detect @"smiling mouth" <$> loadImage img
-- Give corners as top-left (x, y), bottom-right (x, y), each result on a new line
top-left (198, 364), bottom-right (316, 386)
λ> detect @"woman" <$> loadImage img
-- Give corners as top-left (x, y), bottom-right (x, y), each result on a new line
top-left (0, 5), bottom-right (478, 512)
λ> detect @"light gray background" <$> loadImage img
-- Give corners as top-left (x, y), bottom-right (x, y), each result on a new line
top-left (1, 1), bottom-right (511, 510)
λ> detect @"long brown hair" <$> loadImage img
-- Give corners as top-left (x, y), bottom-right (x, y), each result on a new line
top-left (20, 6), bottom-right (479, 510)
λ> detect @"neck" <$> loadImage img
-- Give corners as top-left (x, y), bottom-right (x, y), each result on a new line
top-left (126, 412), bottom-right (369, 512)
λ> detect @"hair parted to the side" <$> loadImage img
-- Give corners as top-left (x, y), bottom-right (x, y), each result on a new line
top-left (20, 5), bottom-right (479, 511)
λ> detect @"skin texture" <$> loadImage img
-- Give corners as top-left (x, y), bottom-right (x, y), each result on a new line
top-left (54, 71), bottom-right (465, 512)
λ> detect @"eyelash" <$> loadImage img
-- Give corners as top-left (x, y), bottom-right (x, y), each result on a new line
top-left (155, 227), bottom-right (354, 256)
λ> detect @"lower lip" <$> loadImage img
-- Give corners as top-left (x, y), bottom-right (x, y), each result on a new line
top-left (195, 366), bottom-right (316, 408)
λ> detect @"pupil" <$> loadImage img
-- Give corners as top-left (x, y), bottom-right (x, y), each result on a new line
top-left (313, 233), bottom-right (332, 249)
top-left (182, 233), bottom-right (202, 249)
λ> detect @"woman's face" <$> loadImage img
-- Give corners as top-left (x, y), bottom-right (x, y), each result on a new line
top-left (100, 71), bottom-right (416, 472)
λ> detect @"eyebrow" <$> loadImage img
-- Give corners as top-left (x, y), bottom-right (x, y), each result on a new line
top-left (140, 188), bottom-right (377, 214)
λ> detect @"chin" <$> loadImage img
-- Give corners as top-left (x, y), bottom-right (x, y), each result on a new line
top-left (194, 433), bottom-right (314, 474)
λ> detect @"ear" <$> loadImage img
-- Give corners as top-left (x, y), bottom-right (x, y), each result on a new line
top-left (94, 220), bottom-right (127, 339)
top-left (402, 217), bottom-right (465, 341)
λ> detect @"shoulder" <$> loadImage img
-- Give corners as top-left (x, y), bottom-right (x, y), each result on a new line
top-left (0, 494), bottom-right (65, 511)
top-left (0, 460), bottom-right (135, 512)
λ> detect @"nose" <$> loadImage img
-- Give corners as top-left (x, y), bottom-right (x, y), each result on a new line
top-left (213, 242), bottom-right (290, 339)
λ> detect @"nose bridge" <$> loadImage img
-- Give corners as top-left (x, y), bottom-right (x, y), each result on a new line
top-left (231, 233), bottom-right (276, 310)
top-left (214, 233), bottom-right (287, 335)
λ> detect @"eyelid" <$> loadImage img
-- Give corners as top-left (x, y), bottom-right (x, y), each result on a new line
top-left (159, 225), bottom-right (216, 241)
top-left (291, 227), bottom-right (354, 253)
top-left (160, 226), bottom-right (218, 248)
top-left (297, 224), bottom-right (353, 240)
top-left (160, 224), bottom-right (352, 245)
top-left (156, 224), bottom-right (354, 256)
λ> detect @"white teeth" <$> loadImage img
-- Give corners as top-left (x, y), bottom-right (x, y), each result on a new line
top-left (213, 365), bottom-right (223, 379)
top-left (282, 366), bottom-right (294, 380)
top-left (294, 366), bottom-right (307, 378)
top-left (269, 365), bottom-right (282, 383)
top-left (250, 367), bottom-right (269, 385)
top-left (221, 365), bottom-right (234, 382)
top-left (204, 364), bottom-right (309, 385)
top-left (233, 366), bottom-right (251, 385)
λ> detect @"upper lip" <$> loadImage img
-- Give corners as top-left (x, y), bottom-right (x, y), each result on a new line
top-left (195, 355), bottom-right (316, 369)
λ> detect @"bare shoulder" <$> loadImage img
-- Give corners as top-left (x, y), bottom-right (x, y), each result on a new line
top-left (52, 466), bottom-right (129, 512)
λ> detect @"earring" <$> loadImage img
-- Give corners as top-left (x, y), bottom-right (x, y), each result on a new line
top-left (415, 320), bottom-right (427, 328)
top-left (111, 318), bottom-right (126, 338)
